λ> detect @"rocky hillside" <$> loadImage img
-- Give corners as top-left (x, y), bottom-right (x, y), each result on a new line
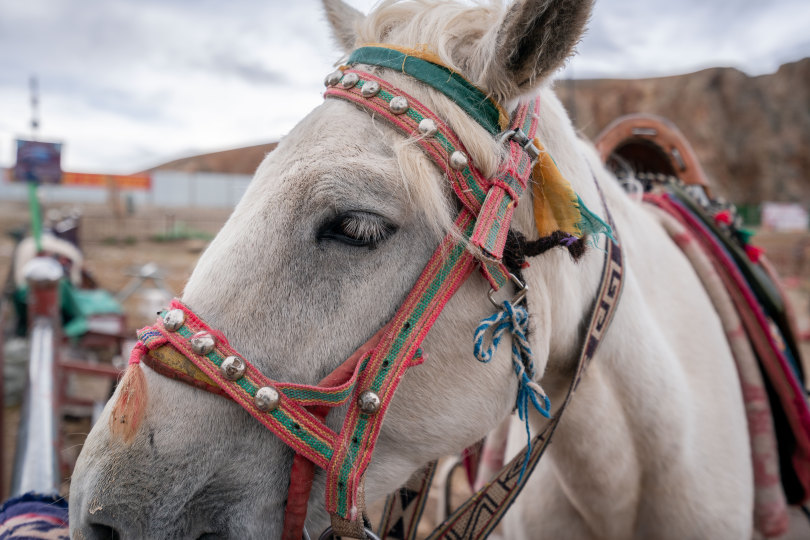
top-left (143, 142), bottom-right (277, 175)
top-left (555, 58), bottom-right (810, 205)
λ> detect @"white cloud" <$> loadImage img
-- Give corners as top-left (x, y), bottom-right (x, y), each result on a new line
top-left (0, 0), bottom-right (806, 172)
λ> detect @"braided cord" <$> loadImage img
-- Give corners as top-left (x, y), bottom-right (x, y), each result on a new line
top-left (473, 300), bottom-right (551, 479)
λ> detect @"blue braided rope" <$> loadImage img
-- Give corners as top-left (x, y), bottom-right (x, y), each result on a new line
top-left (474, 301), bottom-right (551, 480)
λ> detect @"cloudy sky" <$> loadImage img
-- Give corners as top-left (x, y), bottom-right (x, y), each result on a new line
top-left (1, 0), bottom-right (808, 174)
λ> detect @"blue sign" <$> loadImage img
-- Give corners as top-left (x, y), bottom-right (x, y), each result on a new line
top-left (14, 139), bottom-right (63, 184)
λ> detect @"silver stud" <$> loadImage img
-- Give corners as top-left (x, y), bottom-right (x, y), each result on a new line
top-left (418, 118), bottom-right (438, 137)
top-left (449, 151), bottom-right (468, 170)
top-left (255, 386), bottom-right (281, 412)
top-left (220, 355), bottom-right (246, 381)
top-left (389, 96), bottom-right (409, 114)
top-left (360, 80), bottom-right (380, 98)
top-left (162, 309), bottom-right (185, 332)
top-left (190, 331), bottom-right (216, 355)
top-left (341, 72), bottom-right (359, 89)
top-left (357, 390), bottom-right (381, 415)
top-left (324, 70), bottom-right (343, 87)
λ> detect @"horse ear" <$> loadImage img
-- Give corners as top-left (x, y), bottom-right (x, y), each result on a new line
top-left (480, 0), bottom-right (593, 101)
top-left (322, 0), bottom-right (364, 53)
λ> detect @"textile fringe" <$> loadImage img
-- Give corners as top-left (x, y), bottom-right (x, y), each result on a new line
top-left (109, 345), bottom-right (148, 443)
top-left (531, 141), bottom-right (614, 247)
top-left (473, 301), bottom-right (551, 480)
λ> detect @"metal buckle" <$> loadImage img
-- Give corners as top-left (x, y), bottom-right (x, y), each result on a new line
top-left (499, 128), bottom-right (540, 162)
top-left (318, 526), bottom-right (382, 540)
top-left (488, 273), bottom-right (528, 308)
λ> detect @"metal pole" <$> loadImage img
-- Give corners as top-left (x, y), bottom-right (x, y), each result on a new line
top-left (10, 257), bottom-right (62, 496)
top-left (30, 75), bottom-right (40, 139)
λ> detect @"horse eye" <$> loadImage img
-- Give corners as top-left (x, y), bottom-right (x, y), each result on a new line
top-left (317, 211), bottom-right (398, 249)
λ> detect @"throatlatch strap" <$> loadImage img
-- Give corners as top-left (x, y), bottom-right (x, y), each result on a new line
top-left (426, 187), bottom-right (624, 539)
top-left (322, 72), bottom-right (543, 522)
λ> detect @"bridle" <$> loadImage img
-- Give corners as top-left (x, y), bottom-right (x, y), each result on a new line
top-left (126, 46), bottom-right (625, 539)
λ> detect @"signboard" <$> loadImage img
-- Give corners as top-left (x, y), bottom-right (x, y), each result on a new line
top-left (761, 202), bottom-right (809, 232)
top-left (13, 139), bottom-right (63, 184)
top-left (62, 172), bottom-right (151, 190)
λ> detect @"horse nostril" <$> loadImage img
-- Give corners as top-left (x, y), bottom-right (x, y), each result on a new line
top-left (89, 523), bottom-right (122, 540)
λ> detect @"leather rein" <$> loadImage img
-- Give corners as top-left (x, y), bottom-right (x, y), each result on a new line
top-left (127, 46), bottom-right (625, 539)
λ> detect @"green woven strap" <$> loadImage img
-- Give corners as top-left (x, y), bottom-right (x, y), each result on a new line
top-left (347, 46), bottom-right (504, 136)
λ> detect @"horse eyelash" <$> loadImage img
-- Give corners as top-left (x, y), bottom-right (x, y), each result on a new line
top-left (319, 212), bottom-right (398, 248)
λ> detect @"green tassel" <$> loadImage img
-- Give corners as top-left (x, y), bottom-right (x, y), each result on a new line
top-left (576, 194), bottom-right (615, 246)
top-left (737, 228), bottom-right (755, 245)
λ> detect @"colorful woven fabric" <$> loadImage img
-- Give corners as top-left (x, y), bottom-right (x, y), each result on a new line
top-left (470, 103), bottom-right (537, 261)
top-left (647, 192), bottom-right (810, 507)
top-left (426, 201), bottom-right (624, 540)
top-left (0, 493), bottom-right (69, 540)
top-left (647, 201), bottom-right (789, 536)
top-left (325, 211), bottom-right (479, 519)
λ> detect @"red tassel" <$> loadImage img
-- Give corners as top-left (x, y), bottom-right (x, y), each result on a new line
top-left (746, 244), bottom-right (765, 264)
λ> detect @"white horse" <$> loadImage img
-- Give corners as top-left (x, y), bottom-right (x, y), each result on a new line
top-left (70, 0), bottom-right (754, 538)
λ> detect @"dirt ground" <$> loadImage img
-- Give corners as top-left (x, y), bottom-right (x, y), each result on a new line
top-left (2, 200), bottom-right (810, 534)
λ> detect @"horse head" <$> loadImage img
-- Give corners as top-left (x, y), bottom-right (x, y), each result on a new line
top-left (70, 1), bottom-right (596, 537)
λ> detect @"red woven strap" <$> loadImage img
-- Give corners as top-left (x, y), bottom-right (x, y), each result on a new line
top-left (470, 101), bottom-right (538, 261)
top-left (326, 70), bottom-right (539, 291)
top-left (281, 328), bottom-right (386, 540)
top-left (324, 210), bottom-right (477, 519)
top-left (136, 300), bottom-right (376, 470)
top-left (326, 70), bottom-right (490, 215)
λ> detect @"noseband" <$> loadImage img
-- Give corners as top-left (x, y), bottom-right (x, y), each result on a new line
top-left (126, 46), bottom-right (624, 539)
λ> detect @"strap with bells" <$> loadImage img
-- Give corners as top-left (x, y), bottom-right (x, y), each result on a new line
top-left (322, 70), bottom-right (541, 538)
